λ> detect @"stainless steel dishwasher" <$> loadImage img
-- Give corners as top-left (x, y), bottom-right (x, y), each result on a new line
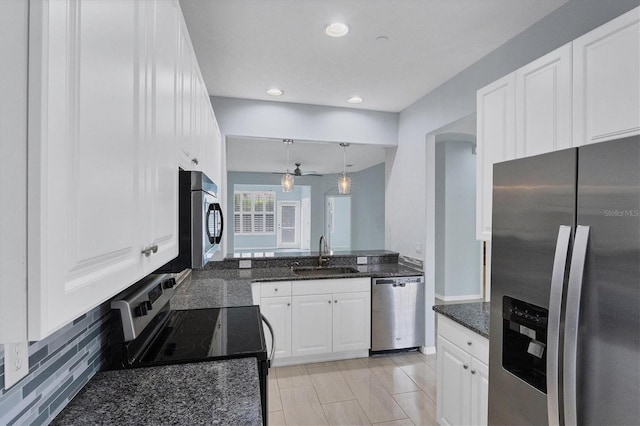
top-left (371, 276), bottom-right (425, 353)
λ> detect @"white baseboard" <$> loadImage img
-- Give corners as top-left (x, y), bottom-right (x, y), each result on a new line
top-left (271, 349), bottom-right (370, 367)
top-left (434, 293), bottom-right (482, 302)
top-left (420, 345), bottom-right (436, 355)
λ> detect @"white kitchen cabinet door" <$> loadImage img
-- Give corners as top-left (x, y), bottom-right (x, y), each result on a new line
top-left (291, 294), bottom-right (333, 357)
top-left (177, 17), bottom-right (196, 170)
top-left (332, 291), bottom-right (371, 352)
top-left (437, 336), bottom-right (472, 426)
top-left (515, 43), bottom-right (573, 157)
top-left (476, 73), bottom-right (516, 241)
top-left (144, 0), bottom-right (179, 272)
top-left (470, 357), bottom-right (489, 426)
top-left (28, 0), bottom-right (144, 339)
top-left (573, 7), bottom-right (640, 145)
top-left (260, 296), bottom-right (292, 359)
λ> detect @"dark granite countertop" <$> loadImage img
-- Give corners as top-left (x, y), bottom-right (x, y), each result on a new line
top-left (433, 302), bottom-right (491, 338)
top-left (171, 263), bottom-right (424, 309)
top-left (52, 358), bottom-right (262, 426)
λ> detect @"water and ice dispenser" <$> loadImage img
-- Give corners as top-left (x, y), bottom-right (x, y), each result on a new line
top-left (502, 296), bottom-right (548, 393)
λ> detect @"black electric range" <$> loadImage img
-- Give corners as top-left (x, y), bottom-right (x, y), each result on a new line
top-left (109, 274), bottom-right (270, 425)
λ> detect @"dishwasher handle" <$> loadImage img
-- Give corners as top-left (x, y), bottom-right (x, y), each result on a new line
top-left (373, 277), bottom-right (423, 287)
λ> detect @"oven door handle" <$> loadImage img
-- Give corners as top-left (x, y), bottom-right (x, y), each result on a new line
top-left (261, 314), bottom-right (275, 364)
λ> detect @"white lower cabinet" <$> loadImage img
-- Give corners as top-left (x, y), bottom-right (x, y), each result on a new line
top-left (258, 278), bottom-right (370, 366)
top-left (291, 294), bottom-right (333, 357)
top-left (260, 296), bottom-right (292, 359)
top-left (437, 315), bottom-right (489, 426)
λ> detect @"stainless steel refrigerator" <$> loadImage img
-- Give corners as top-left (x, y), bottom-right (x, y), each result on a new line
top-left (488, 136), bottom-right (639, 425)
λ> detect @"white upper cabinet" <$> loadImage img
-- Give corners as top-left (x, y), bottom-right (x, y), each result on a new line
top-left (144, 0), bottom-right (180, 272)
top-left (476, 73), bottom-right (516, 241)
top-left (515, 43), bottom-right (573, 157)
top-left (573, 7), bottom-right (640, 145)
top-left (175, 12), bottom-right (219, 179)
top-left (25, 0), bottom-right (216, 340)
top-left (28, 0), bottom-right (146, 339)
top-left (476, 6), bottom-right (639, 241)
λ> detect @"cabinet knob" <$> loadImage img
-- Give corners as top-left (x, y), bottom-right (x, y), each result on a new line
top-left (191, 157), bottom-right (199, 165)
top-left (274, 288), bottom-right (278, 292)
top-left (334, 300), bottom-right (338, 303)
top-left (471, 370), bottom-right (476, 375)
top-left (287, 303), bottom-right (290, 306)
top-left (467, 341), bottom-right (472, 346)
top-left (328, 300), bottom-right (332, 304)
top-left (463, 364), bottom-right (469, 369)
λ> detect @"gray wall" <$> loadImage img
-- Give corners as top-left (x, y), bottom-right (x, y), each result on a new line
top-left (434, 141), bottom-right (480, 299)
top-left (387, 0), bottom-right (639, 259)
top-left (227, 163), bottom-right (385, 254)
top-left (385, 0), bottom-right (638, 348)
top-left (211, 97), bottom-right (398, 146)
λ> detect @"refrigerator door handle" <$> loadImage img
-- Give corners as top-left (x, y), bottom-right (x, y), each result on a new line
top-left (547, 225), bottom-right (572, 426)
top-left (563, 225), bottom-right (590, 426)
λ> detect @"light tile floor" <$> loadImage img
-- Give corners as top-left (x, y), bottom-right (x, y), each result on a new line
top-left (267, 351), bottom-right (437, 425)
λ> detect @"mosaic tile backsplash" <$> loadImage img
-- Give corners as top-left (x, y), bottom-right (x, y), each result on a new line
top-left (0, 302), bottom-right (111, 425)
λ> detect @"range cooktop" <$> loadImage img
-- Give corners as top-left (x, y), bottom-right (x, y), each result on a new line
top-left (137, 306), bottom-right (267, 367)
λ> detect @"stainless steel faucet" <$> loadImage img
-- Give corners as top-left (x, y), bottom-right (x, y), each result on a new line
top-left (318, 235), bottom-right (329, 267)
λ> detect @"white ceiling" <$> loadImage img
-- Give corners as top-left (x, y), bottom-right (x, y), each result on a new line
top-left (226, 137), bottom-right (388, 175)
top-left (180, 0), bottom-right (568, 113)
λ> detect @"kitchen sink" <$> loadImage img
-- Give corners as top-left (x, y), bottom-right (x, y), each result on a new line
top-left (292, 266), bottom-right (360, 276)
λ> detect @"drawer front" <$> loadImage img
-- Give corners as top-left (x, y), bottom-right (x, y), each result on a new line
top-left (261, 281), bottom-right (291, 298)
top-left (292, 277), bottom-right (370, 296)
top-left (438, 314), bottom-right (489, 364)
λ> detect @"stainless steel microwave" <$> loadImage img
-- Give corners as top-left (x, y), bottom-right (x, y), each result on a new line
top-left (157, 171), bottom-right (223, 272)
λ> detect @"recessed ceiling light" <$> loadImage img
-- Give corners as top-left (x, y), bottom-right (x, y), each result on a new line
top-left (348, 96), bottom-right (363, 104)
top-left (325, 23), bottom-right (349, 37)
top-left (266, 88), bottom-right (284, 96)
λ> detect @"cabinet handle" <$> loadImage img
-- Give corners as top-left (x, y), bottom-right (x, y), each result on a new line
top-left (471, 370), bottom-right (476, 375)
top-left (141, 244), bottom-right (159, 257)
top-left (191, 157), bottom-right (199, 165)
top-left (463, 364), bottom-right (469, 370)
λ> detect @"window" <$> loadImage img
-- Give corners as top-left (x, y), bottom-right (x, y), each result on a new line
top-left (234, 191), bottom-right (275, 235)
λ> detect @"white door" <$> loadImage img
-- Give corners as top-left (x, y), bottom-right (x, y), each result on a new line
top-left (470, 357), bottom-right (490, 426)
top-left (300, 197), bottom-right (311, 250)
top-left (332, 292), bottom-right (371, 352)
top-left (515, 43), bottom-right (573, 157)
top-left (291, 294), bottom-right (333, 357)
top-left (437, 336), bottom-right (472, 426)
top-left (260, 296), bottom-right (292, 359)
top-left (573, 7), bottom-right (640, 145)
top-left (277, 201), bottom-right (300, 249)
top-left (28, 0), bottom-right (144, 339)
top-left (146, 0), bottom-right (180, 273)
top-left (325, 196), bottom-right (351, 250)
top-left (476, 73), bottom-right (516, 241)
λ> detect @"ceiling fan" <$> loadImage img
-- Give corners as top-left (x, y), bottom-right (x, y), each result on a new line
top-left (273, 163), bottom-right (323, 177)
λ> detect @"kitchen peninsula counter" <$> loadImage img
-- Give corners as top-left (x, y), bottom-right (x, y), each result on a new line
top-left (170, 262), bottom-right (424, 310)
top-left (433, 302), bottom-right (491, 338)
top-left (52, 358), bottom-right (262, 425)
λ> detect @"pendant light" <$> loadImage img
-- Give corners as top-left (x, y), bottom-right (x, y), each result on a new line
top-left (281, 139), bottom-right (295, 192)
top-left (338, 143), bottom-right (351, 194)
